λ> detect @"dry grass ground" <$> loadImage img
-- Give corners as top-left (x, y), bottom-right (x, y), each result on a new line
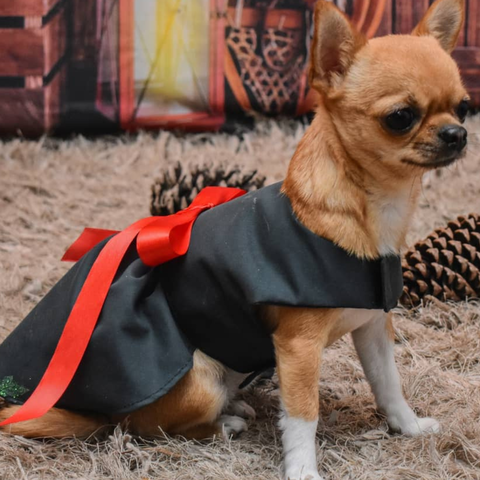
top-left (0, 118), bottom-right (479, 479)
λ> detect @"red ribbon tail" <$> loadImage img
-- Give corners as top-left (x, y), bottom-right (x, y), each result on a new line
top-left (61, 228), bottom-right (119, 262)
top-left (0, 218), bottom-right (155, 427)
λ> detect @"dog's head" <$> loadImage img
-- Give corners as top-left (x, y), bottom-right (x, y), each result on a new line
top-left (310, 0), bottom-right (469, 179)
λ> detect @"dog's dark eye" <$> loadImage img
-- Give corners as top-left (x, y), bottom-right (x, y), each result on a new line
top-left (384, 108), bottom-right (416, 133)
top-left (456, 100), bottom-right (470, 123)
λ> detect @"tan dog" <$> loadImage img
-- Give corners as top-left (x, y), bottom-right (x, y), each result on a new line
top-left (0, 0), bottom-right (469, 479)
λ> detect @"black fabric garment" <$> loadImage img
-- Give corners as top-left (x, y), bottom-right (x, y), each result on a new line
top-left (0, 182), bottom-right (403, 415)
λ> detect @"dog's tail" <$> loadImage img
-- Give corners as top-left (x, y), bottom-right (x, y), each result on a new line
top-left (0, 405), bottom-right (107, 438)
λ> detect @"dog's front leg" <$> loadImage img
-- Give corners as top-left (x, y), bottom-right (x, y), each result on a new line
top-left (352, 312), bottom-right (440, 436)
top-left (273, 307), bottom-right (335, 480)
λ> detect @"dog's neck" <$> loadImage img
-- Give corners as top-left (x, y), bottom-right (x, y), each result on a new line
top-left (282, 106), bottom-right (421, 259)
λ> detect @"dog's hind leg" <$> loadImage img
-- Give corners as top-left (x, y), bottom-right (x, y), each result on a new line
top-left (0, 352), bottom-right (247, 441)
top-left (124, 351), bottom-right (247, 440)
top-left (222, 369), bottom-right (257, 420)
top-left (352, 312), bottom-right (440, 436)
top-left (0, 405), bottom-right (107, 438)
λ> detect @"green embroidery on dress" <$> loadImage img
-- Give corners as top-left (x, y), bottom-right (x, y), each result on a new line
top-left (0, 376), bottom-right (29, 399)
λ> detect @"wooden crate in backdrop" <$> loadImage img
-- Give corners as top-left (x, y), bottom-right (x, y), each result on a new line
top-left (352, 0), bottom-right (480, 105)
top-left (0, 0), bottom-right (68, 135)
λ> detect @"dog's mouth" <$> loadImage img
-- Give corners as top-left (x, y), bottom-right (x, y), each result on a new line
top-left (401, 152), bottom-right (464, 169)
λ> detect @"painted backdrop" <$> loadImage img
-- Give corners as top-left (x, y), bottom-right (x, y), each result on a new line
top-left (1, 0), bottom-right (479, 136)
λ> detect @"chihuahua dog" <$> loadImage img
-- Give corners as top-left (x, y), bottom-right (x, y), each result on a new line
top-left (0, 0), bottom-right (469, 479)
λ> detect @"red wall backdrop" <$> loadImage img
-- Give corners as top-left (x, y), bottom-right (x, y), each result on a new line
top-left (0, 0), bottom-right (479, 136)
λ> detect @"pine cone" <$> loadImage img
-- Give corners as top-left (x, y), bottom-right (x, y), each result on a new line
top-left (151, 162), bottom-right (266, 216)
top-left (401, 213), bottom-right (480, 307)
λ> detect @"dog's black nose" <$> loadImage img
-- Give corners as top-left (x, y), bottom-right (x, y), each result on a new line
top-left (438, 125), bottom-right (468, 152)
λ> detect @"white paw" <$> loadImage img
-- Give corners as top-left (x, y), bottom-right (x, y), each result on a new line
top-left (395, 417), bottom-right (441, 436)
top-left (219, 415), bottom-right (248, 438)
top-left (281, 416), bottom-right (321, 480)
top-left (229, 400), bottom-right (256, 420)
top-left (285, 467), bottom-right (324, 480)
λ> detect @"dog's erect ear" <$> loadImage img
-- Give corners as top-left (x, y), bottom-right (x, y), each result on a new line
top-left (309, 1), bottom-right (365, 92)
top-left (413, 0), bottom-right (465, 53)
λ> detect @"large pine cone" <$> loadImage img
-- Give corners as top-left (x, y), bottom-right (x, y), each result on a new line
top-left (151, 162), bottom-right (266, 216)
top-left (401, 214), bottom-right (480, 307)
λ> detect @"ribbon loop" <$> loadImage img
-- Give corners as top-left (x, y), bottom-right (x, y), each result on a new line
top-left (0, 186), bottom-right (245, 426)
top-left (136, 208), bottom-right (199, 266)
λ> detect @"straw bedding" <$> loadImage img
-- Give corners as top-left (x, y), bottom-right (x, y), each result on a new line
top-left (0, 119), bottom-right (479, 479)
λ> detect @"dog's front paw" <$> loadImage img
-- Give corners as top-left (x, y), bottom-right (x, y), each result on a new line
top-left (219, 415), bottom-right (248, 438)
top-left (400, 417), bottom-right (441, 436)
top-left (391, 416), bottom-right (441, 436)
top-left (284, 467), bottom-right (324, 480)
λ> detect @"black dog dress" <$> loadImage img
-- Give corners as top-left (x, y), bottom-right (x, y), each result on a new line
top-left (0, 182), bottom-right (403, 415)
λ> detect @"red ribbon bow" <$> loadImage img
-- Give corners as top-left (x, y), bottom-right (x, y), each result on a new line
top-left (0, 186), bottom-right (245, 426)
